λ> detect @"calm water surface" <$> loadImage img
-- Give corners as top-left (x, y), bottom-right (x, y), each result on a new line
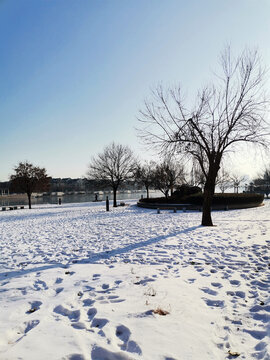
top-left (1, 191), bottom-right (162, 207)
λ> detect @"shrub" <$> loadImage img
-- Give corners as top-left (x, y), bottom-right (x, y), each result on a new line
top-left (139, 192), bottom-right (264, 206)
top-left (172, 185), bottom-right (202, 198)
top-left (183, 193), bottom-right (264, 205)
top-left (139, 196), bottom-right (172, 204)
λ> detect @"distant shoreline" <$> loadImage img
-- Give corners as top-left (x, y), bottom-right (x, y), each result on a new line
top-left (0, 194), bottom-right (27, 200)
top-left (0, 191), bottom-right (147, 201)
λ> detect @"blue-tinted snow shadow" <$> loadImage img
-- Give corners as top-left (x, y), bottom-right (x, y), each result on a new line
top-left (78, 225), bottom-right (200, 264)
top-left (0, 225), bottom-right (199, 281)
top-left (0, 263), bottom-right (66, 281)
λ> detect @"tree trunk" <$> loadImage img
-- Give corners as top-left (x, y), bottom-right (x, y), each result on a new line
top-left (201, 185), bottom-right (214, 226)
top-left (201, 163), bottom-right (219, 226)
top-left (27, 192), bottom-right (32, 209)
top-left (146, 186), bottom-right (149, 199)
top-left (113, 187), bottom-right (117, 207)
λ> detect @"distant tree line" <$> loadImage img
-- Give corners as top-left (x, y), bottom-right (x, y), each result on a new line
top-left (4, 155), bottom-right (270, 211)
top-left (4, 154), bottom-right (269, 211)
top-left (248, 167), bottom-right (270, 198)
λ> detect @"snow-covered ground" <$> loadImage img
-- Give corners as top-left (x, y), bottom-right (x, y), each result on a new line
top-left (0, 200), bottom-right (269, 360)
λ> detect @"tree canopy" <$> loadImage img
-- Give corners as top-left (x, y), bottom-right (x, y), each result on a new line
top-left (10, 162), bottom-right (50, 209)
top-left (87, 142), bottom-right (136, 207)
top-left (138, 47), bottom-right (270, 225)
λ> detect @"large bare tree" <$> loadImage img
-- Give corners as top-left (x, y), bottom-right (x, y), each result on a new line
top-left (138, 48), bottom-right (269, 225)
top-left (10, 162), bottom-right (50, 209)
top-left (88, 142), bottom-right (136, 207)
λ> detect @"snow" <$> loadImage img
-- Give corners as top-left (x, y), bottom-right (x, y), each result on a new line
top-left (0, 199), bottom-right (269, 360)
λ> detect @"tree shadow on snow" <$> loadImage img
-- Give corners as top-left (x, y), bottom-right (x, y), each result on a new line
top-left (0, 225), bottom-right (199, 281)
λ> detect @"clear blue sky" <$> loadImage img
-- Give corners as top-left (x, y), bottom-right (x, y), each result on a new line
top-left (1, 0), bottom-right (270, 180)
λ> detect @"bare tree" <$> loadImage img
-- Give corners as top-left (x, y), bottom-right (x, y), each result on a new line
top-left (264, 167), bottom-right (270, 183)
top-left (190, 161), bottom-right (206, 187)
top-left (134, 161), bottom-right (156, 198)
top-left (216, 168), bottom-right (231, 193)
top-left (254, 167), bottom-right (270, 185)
top-left (152, 157), bottom-right (185, 199)
top-left (253, 166), bottom-right (270, 197)
top-left (230, 173), bottom-right (247, 193)
top-left (87, 143), bottom-right (136, 207)
top-left (10, 162), bottom-right (50, 209)
top-left (138, 47), bottom-right (269, 225)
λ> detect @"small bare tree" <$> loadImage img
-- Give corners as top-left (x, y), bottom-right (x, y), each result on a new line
top-left (10, 162), bottom-right (50, 209)
top-left (216, 168), bottom-right (231, 193)
top-left (190, 162), bottom-right (206, 187)
top-left (230, 173), bottom-right (247, 193)
top-left (134, 161), bottom-right (156, 198)
top-left (254, 167), bottom-right (270, 185)
top-left (152, 158), bottom-right (185, 199)
top-left (263, 167), bottom-right (270, 183)
top-left (87, 143), bottom-right (136, 207)
top-left (253, 166), bottom-right (270, 197)
top-left (138, 47), bottom-right (269, 226)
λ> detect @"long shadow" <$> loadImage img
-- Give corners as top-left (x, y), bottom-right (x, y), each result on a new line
top-left (77, 225), bottom-right (200, 264)
top-left (0, 263), bottom-right (66, 281)
top-left (0, 225), bottom-right (199, 281)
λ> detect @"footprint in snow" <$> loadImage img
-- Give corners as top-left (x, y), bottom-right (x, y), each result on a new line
top-left (211, 282), bottom-right (223, 288)
top-left (92, 274), bottom-right (101, 280)
top-left (55, 277), bottom-right (63, 284)
top-left (96, 295), bottom-right (109, 304)
top-left (116, 325), bottom-right (142, 355)
top-left (26, 300), bottom-right (42, 314)
top-left (55, 287), bottom-right (64, 295)
top-left (91, 318), bottom-right (108, 329)
top-left (63, 354), bottom-right (85, 360)
top-left (91, 346), bottom-right (133, 360)
top-left (204, 298), bottom-right (225, 308)
top-left (200, 287), bottom-right (218, 296)
top-left (97, 283), bottom-right (111, 294)
top-left (235, 291), bottom-right (245, 298)
top-left (108, 295), bottom-right (125, 303)
top-left (114, 280), bottom-right (122, 285)
top-left (53, 305), bottom-right (80, 322)
top-left (71, 322), bottom-right (86, 330)
top-left (87, 307), bottom-right (97, 320)
top-left (243, 329), bottom-right (267, 340)
top-left (33, 279), bottom-right (48, 291)
top-left (83, 298), bottom-right (95, 307)
top-left (186, 278), bottom-right (196, 284)
top-left (230, 280), bottom-right (241, 286)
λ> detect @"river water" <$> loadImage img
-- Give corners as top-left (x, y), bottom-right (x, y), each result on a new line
top-left (0, 190), bottom-right (162, 207)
